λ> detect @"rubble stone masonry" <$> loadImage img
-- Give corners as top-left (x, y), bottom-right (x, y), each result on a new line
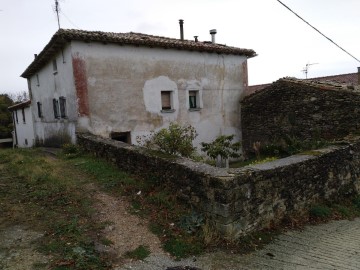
top-left (77, 133), bottom-right (360, 239)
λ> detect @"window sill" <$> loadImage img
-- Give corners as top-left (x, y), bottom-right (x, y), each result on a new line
top-left (189, 108), bottom-right (201, 112)
top-left (161, 109), bottom-right (175, 113)
top-left (53, 71), bottom-right (58, 75)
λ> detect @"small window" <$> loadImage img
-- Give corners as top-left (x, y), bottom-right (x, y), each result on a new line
top-left (37, 102), bottom-right (43, 118)
top-left (59, 96), bottom-right (66, 118)
top-left (53, 98), bottom-right (60, 119)
top-left (22, 108), bottom-right (26, 123)
top-left (36, 74), bottom-right (40, 86)
top-left (25, 139), bottom-right (28, 145)
top-left (188, 90), bottom-right (201, 110)
top-left (111, 131), bottom-right (131, 144)
top-left (52, 59), bottom-right (58, 74)
top-left (15, 110), bottom-right (18, 124)
top-left (161, 91), bottom-right (172, 111)
top-left (27, 78), bottom-right (32, 99)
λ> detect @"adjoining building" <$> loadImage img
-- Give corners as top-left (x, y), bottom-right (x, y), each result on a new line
top-left (8, 100), bottom-right (35, 148)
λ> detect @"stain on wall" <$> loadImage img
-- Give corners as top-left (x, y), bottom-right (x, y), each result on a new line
top-left (72, 53), bottom-right (89, 117)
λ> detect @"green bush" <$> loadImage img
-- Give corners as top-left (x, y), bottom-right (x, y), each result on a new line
top-left (137, 122), bottom-right (197, 157)
top-left (309, 205), bottom-right (332, 218)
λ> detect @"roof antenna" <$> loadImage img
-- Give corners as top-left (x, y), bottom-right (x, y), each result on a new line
top-left (54, 0), bottom-right (61, 29)
top-left (302, 62), bottom-right (318, 79)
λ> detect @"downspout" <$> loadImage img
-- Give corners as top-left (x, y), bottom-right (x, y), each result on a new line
top-left (12, 111), bottom-right (18, 147)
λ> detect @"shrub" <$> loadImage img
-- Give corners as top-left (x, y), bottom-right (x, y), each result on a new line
top-left (201, 135), bottom-right (241, 167)
top-left (137, 122), bottom-right (197, 157)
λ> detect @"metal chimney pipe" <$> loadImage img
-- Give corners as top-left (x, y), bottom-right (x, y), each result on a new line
top-left (194, 36), bottom-right (198, 42)
top-left (210, 29), bottom-right (217, 43)
top-left (34, 54), bottom-right (38, 59)
top-left (179, 19), bottom-right (184, 40)
top-left (358, 67), bottom-right (360, 85)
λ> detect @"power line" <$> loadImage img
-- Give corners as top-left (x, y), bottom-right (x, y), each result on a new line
top-left (276, 0), bottom-right (360, 63)
top-left (60, 10), bottom-right (81, 29)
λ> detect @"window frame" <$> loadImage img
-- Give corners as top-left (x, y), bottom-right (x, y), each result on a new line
top-left (37, 102), bottom-right (43, 118)
top-left (188, 90), bottom-right (201, 111)
top-left (53, 98), bottom-right (60, 119)
top-left (52, 59), bottom-right (58, 74)
top-left (21, 108), bottom-right (26, 123)
top-left (161, 91), bottom-right (175, 112)
top-left (59, 96), bottom-right (67, 118)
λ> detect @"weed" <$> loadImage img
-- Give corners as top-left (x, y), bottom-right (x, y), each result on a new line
top-left (309, 205), bottom-right (332, 218)
top-left (163, 238), bottom-right (203, 259)
top-left (125, 245), bottom-right (150, 260)
top-left (353, 196), bottom-right (360, 209)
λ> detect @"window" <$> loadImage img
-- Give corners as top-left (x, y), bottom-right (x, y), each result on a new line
top-left (36, 74), bottom-right (40, 86)
top-left (188, 90), bottom-right (201, 110)
top-left (37, 102), bottom-right (43, 118)
top-left (21, 108), bottom-right (26, 123)
top-left (59, 96), bottom-right (66, 118)
top-left (27, 78), bottom-right (32, 99)
top-left (53, 98), bottom-right (60, 118)
top-left (52, 59), bottom-right (58, 74)
top-left (161, 91), bottom-right (173, 111)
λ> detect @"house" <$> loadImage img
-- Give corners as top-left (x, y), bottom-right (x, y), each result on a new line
top-left (245, 69), bottom-right (360, 97)
top-left (241, 77), bottom-right (360, 154)
top-left (8, 100), bottom-right (35, 148)
top-left (20, 27), bottom-right (256, 148)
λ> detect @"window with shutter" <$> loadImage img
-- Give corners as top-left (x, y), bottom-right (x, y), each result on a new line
top-left (161, 91), bottom-right (172, 110)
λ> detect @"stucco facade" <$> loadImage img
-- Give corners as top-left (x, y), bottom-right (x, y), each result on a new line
top-left (8, 101), bottom-right (35, 148)
top-left (21, 29), bottom-right (256, 149)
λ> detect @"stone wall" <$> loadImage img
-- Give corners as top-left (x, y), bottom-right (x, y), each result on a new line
top-left (241, 79), bottom-right (360, 155)
top-left (77, 133), bottom-right (360, 239)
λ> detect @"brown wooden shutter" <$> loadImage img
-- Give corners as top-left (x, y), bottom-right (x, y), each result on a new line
top-left (161, 91), bottom-right (171, 109)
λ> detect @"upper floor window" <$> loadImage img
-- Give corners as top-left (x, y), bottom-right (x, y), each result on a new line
top-left (59, 96), bottom-right (67, 118)
top-left (37, 102), bottom-right (43, 118)
top-left (36, 74), bottom-right (40, 86)
top-left (161, 91), bottom-right (174, 112)
top-left (53, 98), bottom-right (60, 119)
top-left (52, 59), bottom-right (58, 74)
top-left (21, 108), bottom-right (26, 123)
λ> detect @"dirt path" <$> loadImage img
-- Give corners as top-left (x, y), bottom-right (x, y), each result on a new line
top-left (91, 187), bottom-right (165, 267)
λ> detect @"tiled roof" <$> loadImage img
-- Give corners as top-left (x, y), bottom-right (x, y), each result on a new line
top-left (280, 77), bottom-right (360, 92)
top-left (247, 72), bottom-right (359, 95)
top-left (21, 29), bottom-right (257, 78)
top-left (8, 100), bottom-right (31, 111)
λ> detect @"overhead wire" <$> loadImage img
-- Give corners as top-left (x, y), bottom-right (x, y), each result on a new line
top-left (276, 0), bottom-right (360, 63)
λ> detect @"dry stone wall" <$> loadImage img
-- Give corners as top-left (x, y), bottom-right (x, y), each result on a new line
top-left (241, 79), bottom-right (360, 155)
top-left (77, 133), bottom-right (360, 239)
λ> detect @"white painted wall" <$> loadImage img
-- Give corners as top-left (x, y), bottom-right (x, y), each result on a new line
top-left (13, 106), bottom-right (35, 148)
top-left (29, 45), bottom-right (78, 146)
top-left (71, 41), bottom-right (248, 151)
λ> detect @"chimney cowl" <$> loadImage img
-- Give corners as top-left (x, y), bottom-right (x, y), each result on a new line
top-left (209, 29), bottom-right (217, 43)
top-left (179, 19), bottom-right (184, 40)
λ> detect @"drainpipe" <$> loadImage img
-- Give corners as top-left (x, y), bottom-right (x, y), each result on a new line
top-left (179, 19), bottom-right (184, 40)
top-left (210, 29), bottom-right (217, 43)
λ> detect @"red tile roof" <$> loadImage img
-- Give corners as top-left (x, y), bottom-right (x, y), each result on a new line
top-left (21, 29), bottom-right (257, 78)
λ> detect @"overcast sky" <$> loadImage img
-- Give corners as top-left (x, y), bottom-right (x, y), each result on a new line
top-left (1, 0), bottom-right (359, 95)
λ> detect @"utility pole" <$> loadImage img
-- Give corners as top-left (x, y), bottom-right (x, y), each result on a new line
top-left (55, 0), bottom-right (60, 29)
top-left (302, 63), bottom-right (318, 79)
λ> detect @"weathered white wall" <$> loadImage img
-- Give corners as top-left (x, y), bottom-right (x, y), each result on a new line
top-left (71, 41), bottom-right (248, 150)
top-left (13, 106), bottom-right (35, 148)
top-left (29, 45), bottom-right (78, 146)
